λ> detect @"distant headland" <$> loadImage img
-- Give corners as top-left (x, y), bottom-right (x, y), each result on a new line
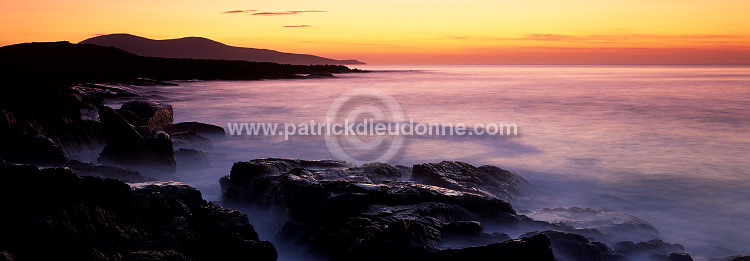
top-left (79, 33), bottom-right (365, 65)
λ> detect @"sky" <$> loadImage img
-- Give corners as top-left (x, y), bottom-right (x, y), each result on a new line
top-left (1, 0), bottom-right (749, 64)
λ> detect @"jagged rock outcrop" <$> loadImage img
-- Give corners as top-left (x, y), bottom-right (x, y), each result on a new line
top-left (117, 101), bottom-right (174, 131)
top-left (412, 161), bottom-right (530, 202)
top-left (221, 158), bottom-right (518, 261)
top-left (613, 239), bottom-right (687, 260)
top-left (0, 117), bottom-right (67, 166)
top-left (64, 159), bottom-right (154, 183)
top-left (98, 106), bottom-right (176, 177)
top-left (521, 230), bottom-right (624, 261)
top-left (0, 160), bottom-right (277, 261)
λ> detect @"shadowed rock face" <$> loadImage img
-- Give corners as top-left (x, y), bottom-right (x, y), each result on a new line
top-left (117, 101), bottom-right (173, 131)
top-left (98, 106), bottom-right (176, 177)
top-left (221, 158), bottom-right (520, 261)
top-left (0, 160), bottom-right (277, 261)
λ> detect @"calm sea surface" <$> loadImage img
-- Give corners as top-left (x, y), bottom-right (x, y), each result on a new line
top-left (137, 65), bottom-right (750, 259)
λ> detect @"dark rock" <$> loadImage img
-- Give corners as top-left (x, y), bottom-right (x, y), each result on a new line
top-left (521, 207), bottom-right (660, 244)
top-left (170, 131), bottom-right (213, 150)
top-left (307, 73), bottom-right (335, 78)
top-left (174, 148), bottom-right (209, 168)
top-left (442, 221), bottom-right (484, 236)
top-left (732, 257), bottom-right (750, 261)
top-left (72, 83), bottom-right (139, 98)
top-left (126, 250), bottom-right (189, 261)
top-left (0, 161), bottom-right (277, 261)
top-left (650, 252), bottom-right (694, 261)
top-left (439, 221), bottom-right (512, 250)
top-left (0, 119), bottom-right (67, 166)
top-left (64, 160), bottom-right (154, 183)
top-left (432, 234), bottom-right (555, 261)
top-left (166, 122), bottom-right (225, 136)
top-left (520, 230), bottom-right (619, 261)
top-left (221, 158), bottom-right (518, 261)
top-left (117, 101), bottom-right (173, 130)
top-left (98, 106), bottom-right (176, 177)
top-left (0, 251), bottom-right (15, 261)
top-left (613, 239), bottom-right (686, 258)
top-left (412, 161), bottom-right (530, 202)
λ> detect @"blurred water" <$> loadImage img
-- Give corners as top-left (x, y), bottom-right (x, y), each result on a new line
top-left (145, 65), bottom-right (750, 259)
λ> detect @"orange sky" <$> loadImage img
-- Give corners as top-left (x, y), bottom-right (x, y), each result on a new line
top-left (1, 0), bottom-right (749, 64)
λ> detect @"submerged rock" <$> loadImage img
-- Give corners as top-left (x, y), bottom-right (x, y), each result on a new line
top-left (166, 122), bottom-right (225, 136)
top-left (0, 161), bottom-right (277, 261)
top-left (174, 148), bottom-right (209, 168)
top-left (170, 131), bottom-right (213, 150)
top-left (521, 207), bottom-right (661, 244)
top-left (613, 239), bottom-right (687, 260)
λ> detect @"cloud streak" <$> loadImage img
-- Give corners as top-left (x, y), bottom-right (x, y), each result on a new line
top-left (222, 10), bottom-right (259, 14)
top-left (283, 25), bottom-right (312, 28)
top-left (446, 33), bottom-right (743, 45)
top-left (252, 10), bottom-right (326, 16)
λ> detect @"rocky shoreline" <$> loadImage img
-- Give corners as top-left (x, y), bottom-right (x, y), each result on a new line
top-left (1, 42), bottom-right (748, 261)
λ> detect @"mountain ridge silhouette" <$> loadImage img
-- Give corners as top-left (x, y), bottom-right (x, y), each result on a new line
top-left (80, 34), bottom-right (365, 65)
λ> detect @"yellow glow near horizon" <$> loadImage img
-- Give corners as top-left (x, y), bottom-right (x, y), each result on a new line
top-left (1, 0), bottom-right (749, 64)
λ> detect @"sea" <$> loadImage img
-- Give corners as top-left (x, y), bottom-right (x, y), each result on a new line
top-left (123, 65), bottom-right (750, 260)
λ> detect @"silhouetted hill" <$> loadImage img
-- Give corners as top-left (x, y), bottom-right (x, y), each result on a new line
top-left (80, 34), bottom-right (365, 65)
top-left (0, 41), bottom-right (359, 86)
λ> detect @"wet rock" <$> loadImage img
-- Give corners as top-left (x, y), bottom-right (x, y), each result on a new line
top-left (650, 252), bottom-right (694, 261)
top-left (439, 221), bottom-right (511, 249)
top-left (98, 107), bottom-right (176, 177)
top-left (0, 161), bottom-right (277, 261)
top-left (432, 234), bottom-right (555, 261)
top-left (520, 230), bottom-right (623, 261)
top-left (221, 158), bottom-right (518, 261)
top-left (521, 207), bottom-right (660, 244)
top-left (170, 131), bottom-right (213, 150)
top-left (174, 148), bottom-right (209, 168)
top-left (613, 239), bottom-right (686, 258)
top-left (64, 160), bottom-right (154, 183)
top-left (412, 161), bottom-right (530, 202)
top-left (117, 101), bottom-right (173, 130)
top-left (221, 158), bottom-right (357, 200)
top-left (166, 122), bottom-right (225, 136)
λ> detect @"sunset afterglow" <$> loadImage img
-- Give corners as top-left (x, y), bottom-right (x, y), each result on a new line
top-left (1, 0), bottom-right (749, 64)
